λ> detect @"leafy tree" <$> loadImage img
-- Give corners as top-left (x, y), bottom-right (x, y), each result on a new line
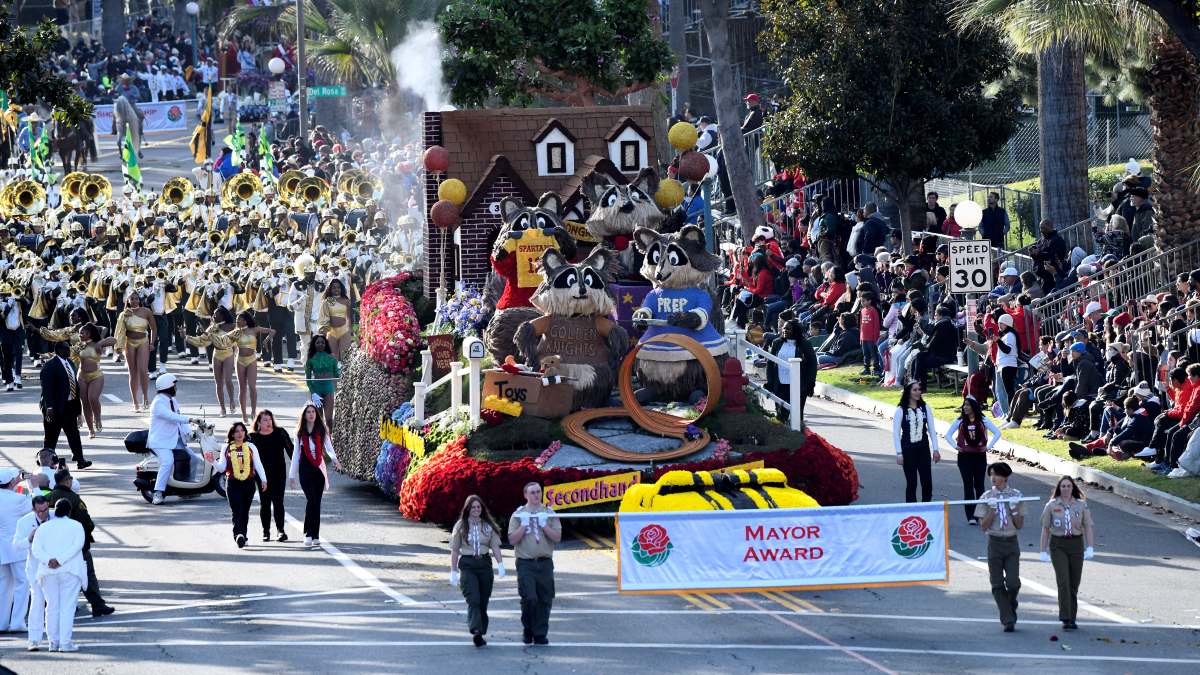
top-left (439, 0), bottom-right (673, 107)
top-left (759, 0), bottom-right (1020, 251)
top-left (0, 9), bottom-right (92, 124)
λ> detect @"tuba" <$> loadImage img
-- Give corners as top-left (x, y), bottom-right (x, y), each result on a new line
top-left (221, 172), bottom-right (263, 211)
top-left (351, 174), bottom-right (382, 206)
top-left (61, 172), bottom-right (88, 209)
top-left (2, 180), bottom-right (46, 217)
top-left (294, 176), bottom-right (331, 209)
top-left (279, 170), bottom-right (305, 207)
top-left (80, 174), bottom-right (112, 210)
top-left (159, 177), bottom-right (195, 218)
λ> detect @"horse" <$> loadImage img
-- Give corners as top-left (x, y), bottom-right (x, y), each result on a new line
top-left (112, 94), bottom-right (143, 159)
top-left (52, 117), bottom-right (97, 174)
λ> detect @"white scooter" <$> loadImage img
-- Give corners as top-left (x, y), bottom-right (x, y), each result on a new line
top-left (126, 420), bottom-right (227, 503)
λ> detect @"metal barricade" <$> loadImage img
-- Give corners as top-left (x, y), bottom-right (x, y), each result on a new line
top-left (996, 217), bottom-right (1100, 271)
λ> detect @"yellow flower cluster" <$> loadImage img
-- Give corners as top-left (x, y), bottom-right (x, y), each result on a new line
top-left (483, 395), bottom-right (523, 417)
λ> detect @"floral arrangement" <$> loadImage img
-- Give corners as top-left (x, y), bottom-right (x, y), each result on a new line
top-left (712, 438), bottom-right (732, 463)
top-left (432, 288), bottom-right (488, 338)
top-left (399, 430), bottom-right (858, 525)
top-left (480, 408), bottom-right (504, 426)
top-left (483, 395), bottom-right (523, 417)
top-left (534, 440), bottom-right (563, 469)
top-left (373, 402), bottom-right (417, 497)
top-left (330, 344), bottom-right (415, 481)
top-left (359, 274), bottom-right (423, 375)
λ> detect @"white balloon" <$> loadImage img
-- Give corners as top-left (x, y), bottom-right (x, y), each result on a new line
top-left (954, 200), bottom-right (983, 229)
top-left (705, 154), bottom-right (719, 179)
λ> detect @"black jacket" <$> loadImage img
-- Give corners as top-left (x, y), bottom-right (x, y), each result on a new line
top-left (250, 429), bottom-right (293, 479)
top-left (39, 357), bottom-right (76, 416)
top-left (924, 318), bottom-right (959, 361)
top-left (47, 486), bottom-right (95, 551)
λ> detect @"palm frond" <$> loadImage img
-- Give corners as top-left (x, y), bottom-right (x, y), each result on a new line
top-left (953, 0), bottom-right (1162, 61)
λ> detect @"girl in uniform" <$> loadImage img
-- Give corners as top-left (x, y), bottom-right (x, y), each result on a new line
top-left (229, 311), bottom-right (276, 424)
top-left (1039, 476), bottom-right (1096, 631)
top-left (115, 291), bottom-right (156, 411)
top-left (892, 380), bottom-right (941, 502)
top-left (448, 495), bottom-right (505, 647)
top-left (304, 334), bottom-right (339, 428)
top-left (76, 324), bottom-right (116, 438)
top-left (208, 422), bottom-right (268, 549)
top-left (944, 397), bottom-right (1001, 524)
top-left (186, 307), bottom-right (237, 417)
top-left (289, 404), bottom-right (342, 548)
top-left (316, 278), bottom-right (353, 360)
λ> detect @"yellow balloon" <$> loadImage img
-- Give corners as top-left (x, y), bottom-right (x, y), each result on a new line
top-left (668, 122), bottom-right (699, 151)
top-left (438, 178), bottom-right (467, 206)
top-left (655, 178), bottom-right (685, 209)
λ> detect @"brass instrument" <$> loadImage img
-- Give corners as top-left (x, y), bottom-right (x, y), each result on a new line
top-left (294, 176), bottom-right (331, 209)
top-left (208, 230), bottom-right (224, 247)
top-left (279, 170), bottom-right (305, 206)
top-left (80, 174), bottom-right (112, 210)
top-left (158, 177), bottom-right (195, 218)
top-left (0, 180), bottom-right (46, 217)
top-left (155, 269), bottom-right (167, 281)
top-left (350, 174), bottom-right (382, 206)
top-left (61, 172), bottom-right (88, 209)
top-left (221, 173), bottom-right (263, 211)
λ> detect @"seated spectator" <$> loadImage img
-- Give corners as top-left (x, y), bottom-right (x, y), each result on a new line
top-left (910, 304), bottom-right (959, 388)
top-left (989, 266), bottom-right (1022, 298)
top-left (816, 313), bottom-right (860, 368)
top-left (1097, 215), bottom-right (1133, 259)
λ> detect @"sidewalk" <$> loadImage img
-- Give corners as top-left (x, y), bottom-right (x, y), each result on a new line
top-left (813, 368), bottom-right (1200, 522)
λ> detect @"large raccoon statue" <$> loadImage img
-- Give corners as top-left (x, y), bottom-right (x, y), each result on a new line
top-left (514, 247), bottom-right (629, 411)
top-left (482, 194), bottom-right (577, 363)
top-left (632, 225), bottom-right (728, 403)
top-left (582, 168), bottom-right (664, 279)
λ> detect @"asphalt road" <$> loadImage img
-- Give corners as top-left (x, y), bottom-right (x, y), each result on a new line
top-left (0, 136), bottom-right (1198, 673)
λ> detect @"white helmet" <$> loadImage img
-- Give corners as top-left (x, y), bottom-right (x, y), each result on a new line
top-left (155, 373), bottom-right (178, 392)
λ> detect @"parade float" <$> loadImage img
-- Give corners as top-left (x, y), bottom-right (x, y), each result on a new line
top-left (336, 109), bottom-right (858, 524)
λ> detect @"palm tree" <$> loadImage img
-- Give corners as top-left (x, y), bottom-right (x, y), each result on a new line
top-left (953, 0), bottom-right (1200, 250)
top-left (222, 0), bottom-right (443, 89)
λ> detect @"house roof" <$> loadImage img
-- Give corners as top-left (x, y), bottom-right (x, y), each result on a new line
top-left (431, 105), bottom-right (657, 212)
top-left (461, 155), bottom-right (537, 217)
top-left (604, 116), bottom-right (650, 142)
top-left (531, 118), bottom-right (578, 144)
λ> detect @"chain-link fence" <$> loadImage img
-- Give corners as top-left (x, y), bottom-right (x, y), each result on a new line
top-left (948, 98), bottom-right (1152, 185)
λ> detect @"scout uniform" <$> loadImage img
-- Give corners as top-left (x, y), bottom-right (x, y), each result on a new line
top-left (975, 487), bottom-right (1023, 628)
top-left (449, 518), bottom-right (502, 639)
top-left (508, 504), bottom-right (561, 643)
top-left (1040, 497), bottom-right (1094, 625)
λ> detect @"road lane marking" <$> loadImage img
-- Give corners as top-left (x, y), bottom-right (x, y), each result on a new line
top-left (696, 593), bottom-right (730, 610)
top-left (760, 590), bottom-right (807, 613)
top-left (103, 393), bottom-right (123, 403)
top-left (947, 550), bottom-right (1134, 624)
top-left (75, 586), bottom-right (378, 620)
top-left (64, 639), bottom-right (1200, 665)
top-left (284, 513), bottom-right (414, 605)
top-left (737, 595), bottom-right (899, 675)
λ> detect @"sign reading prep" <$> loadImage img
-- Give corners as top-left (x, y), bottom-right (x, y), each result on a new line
top-left (947, 240), bottom-right (993, 293)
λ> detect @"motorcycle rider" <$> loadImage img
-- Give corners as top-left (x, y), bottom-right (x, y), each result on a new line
top-left (146, 374), bottom-right (201, 505)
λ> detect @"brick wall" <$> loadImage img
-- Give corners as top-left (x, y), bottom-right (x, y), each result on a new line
top-left (424, 112), bottom-right (445, 298)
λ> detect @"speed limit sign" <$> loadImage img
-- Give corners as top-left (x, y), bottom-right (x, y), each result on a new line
top-left (947, 240), bottom-right (993, 293)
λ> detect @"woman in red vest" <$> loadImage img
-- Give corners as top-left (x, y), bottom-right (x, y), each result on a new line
top-left (289, 404), bottom-right (343, 548)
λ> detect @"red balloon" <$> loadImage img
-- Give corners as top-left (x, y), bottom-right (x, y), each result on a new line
top-left (430, 199), bottom-right (460, 229)
top-left (677, 151), bottom-right (709, 182)
top-left (423, 145), bottom-right (450, 173)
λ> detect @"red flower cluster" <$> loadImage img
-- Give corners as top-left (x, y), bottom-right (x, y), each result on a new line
top-left (359, 274), bottom-right (422, 375)
top-left (398, 430), bottom-right (859, 526)
top-left (637, 524), bottom-right (670, 556)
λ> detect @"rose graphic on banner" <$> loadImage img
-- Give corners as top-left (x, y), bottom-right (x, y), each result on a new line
top-left (891, 516), bottom-right (933, 559)
top-left (632, 524), bottom-right (673, 567)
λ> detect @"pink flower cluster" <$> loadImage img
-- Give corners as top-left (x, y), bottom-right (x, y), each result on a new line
top-left (359, 274), bottom-right (422, 375)
top-left (712, 438), bottom-right (732, 462)
top-left (534, 440), bottom-right (563, 469)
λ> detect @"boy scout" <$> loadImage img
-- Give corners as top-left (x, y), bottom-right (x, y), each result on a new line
top-left (975, 462), bottom-right (1024, 632)
top-left (508, 482), bottom-right (562, 645)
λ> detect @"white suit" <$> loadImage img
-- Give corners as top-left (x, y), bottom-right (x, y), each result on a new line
top-left (12, 511), bottom-right (53, 642)
top-left (31, 518), bottom-right (85, 649)
top-left (0, 488), bottom-right (31, 631)
top-left (148, 393), bottom-right (191, 493)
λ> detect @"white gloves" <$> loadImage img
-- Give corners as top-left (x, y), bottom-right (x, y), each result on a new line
top-left (311, 393), bottom-right (323, 408)
top-left (497, 561), bottom-right (506, 578)
top-left (1039, 551), bottom-right (1051, 563)
top-left (1084, 546), bottom-right (1095, 560)
top-left (449, 569), bottom-right (459, 586)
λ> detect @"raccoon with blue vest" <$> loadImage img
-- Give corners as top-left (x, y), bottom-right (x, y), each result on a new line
top-left (631, 225), bottom-right (728, 403)
top-left (514, 247), bottom-right (629, 411)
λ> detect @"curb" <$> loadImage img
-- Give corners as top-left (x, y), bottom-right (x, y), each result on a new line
top-left (813, 381), bottom-right (1200, 523)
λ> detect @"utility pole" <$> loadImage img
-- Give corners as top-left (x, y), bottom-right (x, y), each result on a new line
top-left (296, 0), bottom-right (308, 145)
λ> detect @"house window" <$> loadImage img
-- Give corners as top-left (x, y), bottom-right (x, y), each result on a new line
top-left (546, 142), bottom-right (567, 174)
top-left (619, 141), bottom-right (640, 172)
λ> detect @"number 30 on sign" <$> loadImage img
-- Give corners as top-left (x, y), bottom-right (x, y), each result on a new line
top-left (947, 240), bottom-right (993, 293)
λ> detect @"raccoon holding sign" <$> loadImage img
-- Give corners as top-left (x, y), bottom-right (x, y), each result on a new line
top-left (582, 168), bottom-right (664, 279)
top-left (482, 194), bottom-right (577, 363)
top-left (515, 247), bottom-right (629, 411)
top-left (632, 225), bottom-right (728, 403)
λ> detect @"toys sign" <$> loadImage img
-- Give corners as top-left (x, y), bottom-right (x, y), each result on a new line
top-left (947, 240), bottom-right (993, 294)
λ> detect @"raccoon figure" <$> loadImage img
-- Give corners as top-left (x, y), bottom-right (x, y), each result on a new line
top-left (582, 168), bottom-right (664, 278)
top-left (515, 247), bottom-right (629, 411)
top-left (631, 225), bottom-right (728, 403)
top-left (482, 194), bottom-right (577, 363)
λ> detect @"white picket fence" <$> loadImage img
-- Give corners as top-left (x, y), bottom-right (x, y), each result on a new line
top-left (725, 327), bottom-right (806, 432)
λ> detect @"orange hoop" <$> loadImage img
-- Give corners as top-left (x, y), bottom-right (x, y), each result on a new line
top-left (560, 333), bottom-right (723, 462)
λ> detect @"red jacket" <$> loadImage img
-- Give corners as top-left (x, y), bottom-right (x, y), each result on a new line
top-left (860, 306), bottom-right (881, 342)
top-left (747, 268), bottom-right (775, 299)
top-left (817, 281), bottom-right (846, 308)
top-left (1006, 306), bottom-right (1039, 355)
top-left (1172, 379), bottom-right (1200, 422)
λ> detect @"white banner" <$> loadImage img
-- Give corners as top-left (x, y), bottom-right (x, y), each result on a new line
top-left (617, 502), bottom-right (948, 593)
top-left (94, 101), bottom-right (191, 135)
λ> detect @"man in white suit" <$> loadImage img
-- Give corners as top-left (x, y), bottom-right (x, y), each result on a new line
top-left (147, 374), bottom-right (200, 505)
top-left (12, 494), bottom-right (52, 650)
top-left (31, 500), bottom-right (86, 652)
top-left (0, 468), bottom-right (31, 633)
